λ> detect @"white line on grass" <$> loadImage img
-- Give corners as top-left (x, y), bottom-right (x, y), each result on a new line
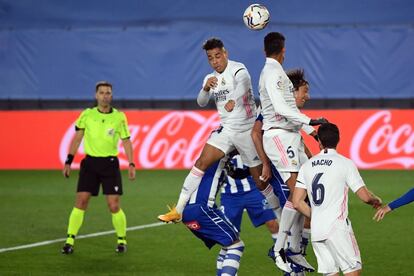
top-left (0, 221), bottom-right (166, 254)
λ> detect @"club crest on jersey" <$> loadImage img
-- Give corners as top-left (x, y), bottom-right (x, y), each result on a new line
top-left (262, 199), bottom-right (271, 210)
top-left (221, 78), bottom-right (226, 85)
top-left (185, 220), bottom-right (201, 231)
top-left (276, 80), bottom-right (283, 88)
top-left (107, 128), bottom-right (115, 136)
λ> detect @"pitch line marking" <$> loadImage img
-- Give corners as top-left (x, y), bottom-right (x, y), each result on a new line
top-left (0, 221), bottom-right (166, 254)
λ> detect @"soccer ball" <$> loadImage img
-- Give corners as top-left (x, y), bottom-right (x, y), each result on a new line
top-left (243, 4), bottom-right (270, 30)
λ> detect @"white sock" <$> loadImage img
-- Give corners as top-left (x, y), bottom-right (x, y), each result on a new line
top-left (271, 233), bottom-right (278, 243)
top-left (288, 214), bottom-right (305, 252)
top-left (274, 206), bottom-right (282, 221)
top-left (221, 240), bottom-right (245, 276)
top-left (176, 166), bottom-right (204, 213)
top-left (216, 248), bottom-right (227, 276)
top-left (301, 228), bottom-right (311, 255)
top-left (273, 201), bottom-right (300, 252)
top-left (261, 184), bottom-right (281, 217)
top-left (302, 227), bottom-right (311, 241)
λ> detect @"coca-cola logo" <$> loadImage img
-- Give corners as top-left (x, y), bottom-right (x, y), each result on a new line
top-left (59, 111), bottom-right (220, 169)
top-left (350, 110), bottom-right (414, 169)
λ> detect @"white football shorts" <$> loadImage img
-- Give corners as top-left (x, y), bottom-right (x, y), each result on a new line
top-left (312, 219), bottom-right (362, 275)
top-left (207, 126), bottom-right (262, 168)
top-left (263, 129), bottom-right (307, 173)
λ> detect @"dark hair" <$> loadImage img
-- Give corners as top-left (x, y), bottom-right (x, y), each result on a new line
top-left (95, 81), bottom-right (112, 92)
top-left (286, 68), bottom-right (308, 91)
top-left (264, 32), bottom-right (285, 57)
top-left (317, 123), bottom-right (340, 148)
top-left (202, 37), bottom-right (224, 51)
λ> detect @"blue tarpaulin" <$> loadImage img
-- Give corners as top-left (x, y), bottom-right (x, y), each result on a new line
top-left (0, 0), bottom-right (413, 100)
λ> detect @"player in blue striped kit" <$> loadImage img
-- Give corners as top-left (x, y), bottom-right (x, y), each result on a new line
top-left (159, 158), bottom-right (244, 276)
top-left (220, 155), bottom-right (279, 241)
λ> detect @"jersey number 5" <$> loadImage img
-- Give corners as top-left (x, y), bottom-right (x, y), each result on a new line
top-left (286, 146), bottom-right (295, 158)
top-left (311, 173), bottom-right (325, 206)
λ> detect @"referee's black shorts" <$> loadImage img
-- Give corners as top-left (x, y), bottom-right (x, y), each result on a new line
top-left (77, 155), bottom-right (123, 196)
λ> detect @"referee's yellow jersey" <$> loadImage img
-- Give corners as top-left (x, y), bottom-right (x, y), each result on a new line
top-left (75, 107), bottom-right (130, 157)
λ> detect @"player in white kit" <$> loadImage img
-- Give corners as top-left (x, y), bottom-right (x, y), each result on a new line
top-left (293, 123), bottom-right (382, 276)
top-left (159, 38), bottom-right (280, 224)
top-left (259, 32), bottom-right (327, 273)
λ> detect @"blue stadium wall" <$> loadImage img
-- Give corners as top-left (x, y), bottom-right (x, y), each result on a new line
top-left (0, 0), bottom-right (413, 100)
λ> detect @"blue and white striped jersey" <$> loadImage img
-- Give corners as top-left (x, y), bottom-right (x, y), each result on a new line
top-left (188, 160), bottom-right (225, 208)
top-left (221, 155), bottom-right (257, 194)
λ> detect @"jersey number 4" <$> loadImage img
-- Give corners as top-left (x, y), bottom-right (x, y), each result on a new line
top-left (311, 173), bottom-right (325, 206)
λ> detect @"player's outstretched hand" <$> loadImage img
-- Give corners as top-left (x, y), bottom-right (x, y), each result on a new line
top-left (309, 117), bottom-right (329, 126)
top-left (63, 164), bottom-right (71, 178)
top-left (373, 205), bottom-right (391, 221)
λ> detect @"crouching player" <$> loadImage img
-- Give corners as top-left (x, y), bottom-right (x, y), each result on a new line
top-left (220, 154), bottom-right (279, 242)
top-left (158, 159), bottom-right (244, 276)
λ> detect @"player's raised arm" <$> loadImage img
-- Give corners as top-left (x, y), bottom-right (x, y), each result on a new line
top-left (197, 76), bottom-right (215, 107)
top-left (265, 73), bottom-right (310, 126)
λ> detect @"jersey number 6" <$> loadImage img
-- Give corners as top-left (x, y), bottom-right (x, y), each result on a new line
top-left (311, 172), bottom-right (325, 206)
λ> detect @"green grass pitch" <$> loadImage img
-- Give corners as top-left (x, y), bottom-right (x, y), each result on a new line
top-left (0, 169), bottom-right (413, 275)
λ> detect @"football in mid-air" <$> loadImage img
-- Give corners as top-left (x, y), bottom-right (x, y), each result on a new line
top-left (243, 4), bottom-right (270, 30)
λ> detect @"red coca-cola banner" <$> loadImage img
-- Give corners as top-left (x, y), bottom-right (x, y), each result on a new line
top-left (0, 109), bottom-right (412, 170)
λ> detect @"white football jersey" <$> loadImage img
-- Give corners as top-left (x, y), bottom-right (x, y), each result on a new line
top-left (259, 58), bottom-right (311, 131)
top-left (296, 149), bottom-right (365, 241)
top-left (197, 60), bottom-right (256, 132)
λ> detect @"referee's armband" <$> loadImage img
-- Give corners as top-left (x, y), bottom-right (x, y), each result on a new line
top-left (65, 154), bottom-right (74, 165)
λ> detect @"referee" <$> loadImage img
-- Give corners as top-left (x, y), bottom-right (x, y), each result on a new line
top-left (61, 81), bottom-right (136, 254)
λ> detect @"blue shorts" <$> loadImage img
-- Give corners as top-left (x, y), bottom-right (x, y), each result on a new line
top-left (220, 189), bottom-right (276, 232)
top-left (182, 204), bottom-right (239, 249)
top-left (269, 165), bottom-right (290, 208)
